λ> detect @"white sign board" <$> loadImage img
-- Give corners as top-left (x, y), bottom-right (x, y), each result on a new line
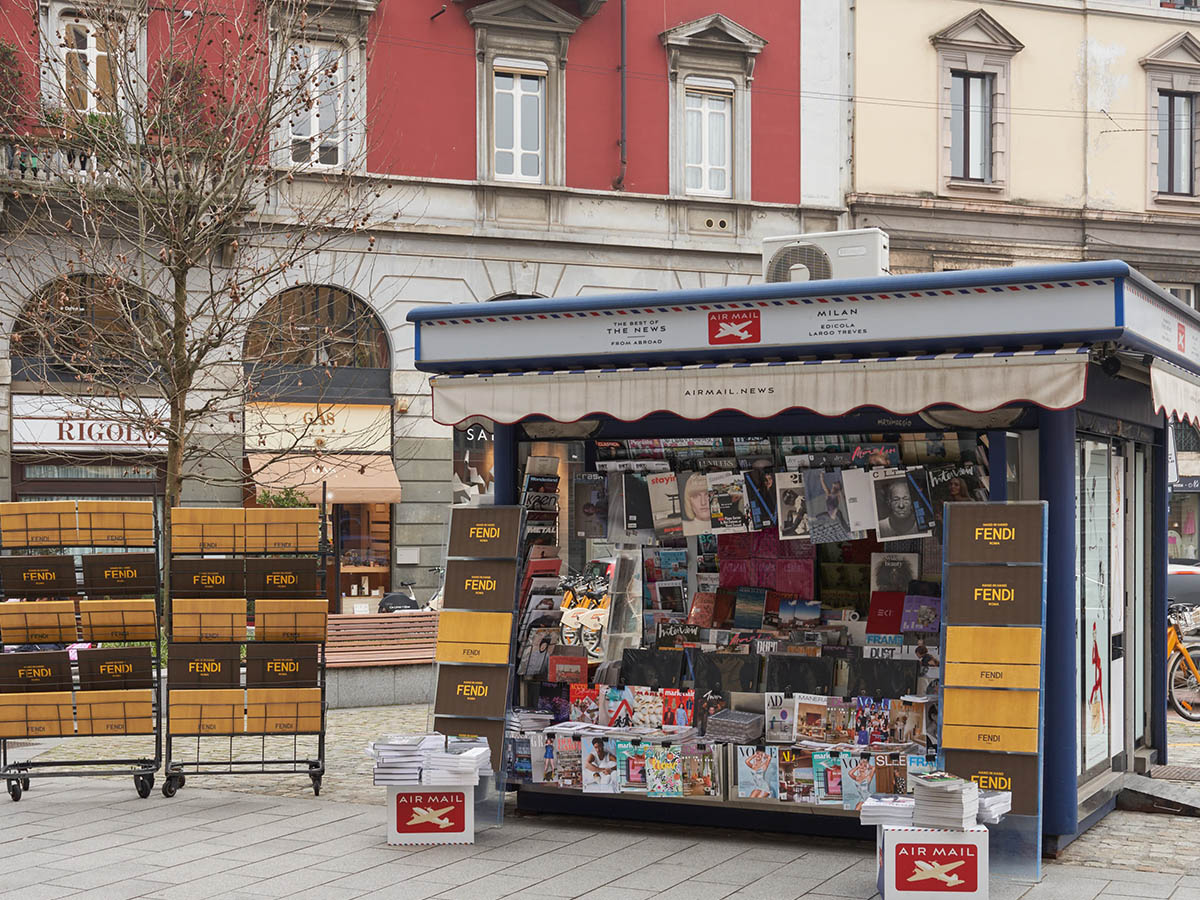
top-left (12, 395), bottom-right (168, 452)
top-left (881, 825), bottom-right (988, 899)
top-left (245, 402), bottom-right (392, 453)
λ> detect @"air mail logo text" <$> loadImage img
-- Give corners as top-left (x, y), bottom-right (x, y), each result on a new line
top-left (708, 310), bottom-right (761, 345)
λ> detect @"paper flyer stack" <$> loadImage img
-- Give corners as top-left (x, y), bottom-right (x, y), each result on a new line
top-left (368, 734), bottom-right (442, 786)
top-left (911, 772), bottom-right (979, 829)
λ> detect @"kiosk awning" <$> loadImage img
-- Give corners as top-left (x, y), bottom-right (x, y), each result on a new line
top-left (1151, 359), bottom-right (1200, 425)
top-left (249, 453), bottom-right (403, 504)
top-left (429, 348), bottom-right (1091, 425)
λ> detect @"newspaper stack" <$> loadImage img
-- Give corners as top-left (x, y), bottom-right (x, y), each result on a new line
top-left (507, 709), bottom-right (553, 732)
top-left (977, 789), bottom-right (1013, 824)
top-left (421, 746), bottom-right (490, 786)
top-left (859, 795), bottom-right (915, 826)
top-left (447, 736), bottom-right (496, 779)
top-left (703, 710), bottom-right (764, 743)
top-left (368, 733), bottom-right (442, 786)
top-left (911, 772), bottom-right (979, 829)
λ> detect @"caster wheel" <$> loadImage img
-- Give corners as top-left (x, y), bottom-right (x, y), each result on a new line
top-left (135, 774), bottom-right (153, 799)
top-left (20, 777), bottom-right (30, 791)
top-left (178, 775), bottom-right (186, 788)
top-left (161, 777), bottom-right (178, 798)
top-left (311, 775), bottom-right (321, 797)
top-left (8, 780), bottom-right (21, 802)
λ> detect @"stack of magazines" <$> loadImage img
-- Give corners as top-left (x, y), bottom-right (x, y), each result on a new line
top-left (912, 772), bottom-right (979, 829)
top-left (422, 746), bottom-right (490, 785)
top-left (978, 789), bottom-right (1012, 823)
top-left (508, 709), bottom-right (553, 731)
top-left (859, 794), bottom-right (915, 826)
top-left (368, 733), bottom-right (442, 786)
top-left (703, 710), bottom-right (764, 743)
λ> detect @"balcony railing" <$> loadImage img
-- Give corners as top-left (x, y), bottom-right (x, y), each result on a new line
top-left (0, 133), bottom-right (117, 186)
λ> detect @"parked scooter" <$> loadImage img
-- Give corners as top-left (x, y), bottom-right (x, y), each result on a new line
top-left (377, 566), bottom-right (445, 613)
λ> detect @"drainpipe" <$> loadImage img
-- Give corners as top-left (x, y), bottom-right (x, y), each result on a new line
top-left (612, 0), bottom-right (627, 190)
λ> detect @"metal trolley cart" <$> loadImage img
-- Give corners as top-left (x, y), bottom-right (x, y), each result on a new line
top-left (0, 500), bottom-right (162, 801)
top-left (161, 507), bottom-right (328, 797)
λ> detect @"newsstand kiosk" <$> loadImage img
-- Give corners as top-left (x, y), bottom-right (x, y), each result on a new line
top-left (408, 260), bottom-right (1197, 870)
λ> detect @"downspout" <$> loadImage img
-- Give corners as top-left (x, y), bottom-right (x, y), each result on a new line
top-left (612, 0), bottom-right (627, 190)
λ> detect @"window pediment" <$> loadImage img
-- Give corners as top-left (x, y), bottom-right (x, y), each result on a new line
top-left (660, 14), bottom-right (766, 82)
top-left (930, 8), bottom-right (1023, 56)
top-left (465, 0), bottom-right (582, 35)
top-left (1142, 32), bottom-right (1200, 72)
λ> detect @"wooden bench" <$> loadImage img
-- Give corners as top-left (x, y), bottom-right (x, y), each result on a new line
top-left (325, 612), bottom-right (438, 668)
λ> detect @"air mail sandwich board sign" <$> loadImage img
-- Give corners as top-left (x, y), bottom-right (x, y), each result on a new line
top-left (387, 786), bottom-right (475, 846)
top-left (881, 825), bottom-right (988, 899)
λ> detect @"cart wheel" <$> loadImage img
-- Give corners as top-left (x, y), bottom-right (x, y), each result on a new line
top-left (178, 775), bottom-right (186, 788)
top-left (20, 777), bottom-right (30, 792)
top-left (161, 777), bottom-right (178, 798)
top-left (7, 780), bottom-right (21, 802)
top-left (311, 774), bottom-right (321, 796)
top-left (135, 774), bottom-right (153, 799)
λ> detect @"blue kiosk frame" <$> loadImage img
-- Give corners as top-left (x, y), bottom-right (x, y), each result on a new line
top-left (408, 260), bottom-right (1200, 851)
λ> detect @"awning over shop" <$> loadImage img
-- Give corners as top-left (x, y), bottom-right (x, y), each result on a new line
top-left (249, 453), bottom-right (403, 505)
top-left (1152, 359), bottom-right (1200, 426)
top-left (429, 348), bottom-right (1091, 426)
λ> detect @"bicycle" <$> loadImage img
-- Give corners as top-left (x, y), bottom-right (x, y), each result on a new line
top-left (1167, 603), bottom-right (1200, 720)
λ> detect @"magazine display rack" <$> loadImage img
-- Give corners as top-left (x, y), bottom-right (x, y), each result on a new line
top-left (162, 507), bottom-right (327, 797)
top-left (0, 500), bottom-right (162, 802)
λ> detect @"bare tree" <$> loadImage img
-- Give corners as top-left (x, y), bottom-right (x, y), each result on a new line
top-left (0, 0), bottom-right (394, 597)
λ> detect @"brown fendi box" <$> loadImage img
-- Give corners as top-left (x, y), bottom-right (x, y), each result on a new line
top-left (442, 559), bottom-right (518, 612)
top-left (81, 553), bottom-right (157, 597)
top-left (0, 691), bottom-right (73, 738)
top-left (245, 643), bottom-right (319, 688)
top-left (0, 501), bottom-right (78, 549)
top-left (76, 689), bottom-right (155, 735)
top-left (171, 559), bottom-right (245, 598)
top-left (944, 502), bottom-right (1046, 564)
top-left (79, 599), bottom-right (157, 641)
top-left (944, 749), bottom-right (1041, 817)
top-left (0, 600), bottom-right (78, 643)
top-left (77, 646), bottom-right (154, 691)
top-left (245, 559), bottom-right (320, 600)
top-left (434, 610), bottom-right (514, 664)
top-left (168, 643), bottom-right (241, 689)
top-left (946, 564), bottom-right (1044, 627)
top-left (245, 687), bottom-right (322, 734)
top-left (446, 506), bottom-right (523, 559)
top-left (0, 555), bottom-right (77, 598)
top-left (77, 501), bottom-right (155, 547)
top-left (434, 664), bottom-right (510, 720)
top-left (168, 688), bottom-right (243, 735)
top-left (171, 597), bottom-right (247, 641)
top-left (0, 651), bottom-right (72, 693)
top-left (171, 507), bottom-right (246, 554)
top-left (244, 508), bottom-right (320, 554)
top-left (433, 715), bottom-right (503, 770)
top-left (255, 599), bottom-right (327, 642)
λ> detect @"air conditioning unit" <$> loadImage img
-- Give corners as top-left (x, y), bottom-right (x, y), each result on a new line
top-left (762, 228), bottom-right (890, 283)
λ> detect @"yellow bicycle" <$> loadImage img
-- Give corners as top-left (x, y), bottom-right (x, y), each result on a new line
top-left (1168, 604), bottom-right (1200, 720)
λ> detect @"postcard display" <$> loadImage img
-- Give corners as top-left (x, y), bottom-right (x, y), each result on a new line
top-left (164, 507), bottom-right (327, 798)
top-left (0, 500), bottom-right (161, 801)
top-left (432, 505), bottom-right (525, 828)
top-left (507, 435), bottom-right (991, 828)
top-left (940, 502), bottom-right (1047, 881)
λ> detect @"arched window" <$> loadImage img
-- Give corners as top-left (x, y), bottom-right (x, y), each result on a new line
top-left (244, 285), bottom-right (389, 369)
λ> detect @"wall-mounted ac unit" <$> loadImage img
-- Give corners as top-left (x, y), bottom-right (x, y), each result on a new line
top-left (762, 228), bottom-right (890, 283)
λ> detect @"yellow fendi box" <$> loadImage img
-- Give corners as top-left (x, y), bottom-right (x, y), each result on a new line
top-left (945, 625), bottom-right (1042, 665)
top-left (171, 598), bottom-right (247, 642)
top-left (943, 687), bottom-right (1040, 729)
top-left (941, 724), bottom-right (1039, 755)
top-left (0, 501), bottom-right (78, 549)
top-left (75, 688), bottom-right (155, 735)
top-left (168, 688), bottom-right (243, 735)
top-left (435, 610), bottom-right (513, 664)
top-left (944, 662), bottom-right (1042, 690)
top-left (244, 508), bottom-right (320, 554)
top-left (77, 501), bottom-right (156, 547)
top-left (79, 599), bottom-right (158, 641)
top-left (0, 691), bottom-right (74, 738)
top-left (255, 599), bottom-right (327, 642)
top-left (245, 687), bottom-right (322, 734)
top-left (171, 508), bottom-right (246, 554)
top-left (0, 600), bottom-right (78, 643)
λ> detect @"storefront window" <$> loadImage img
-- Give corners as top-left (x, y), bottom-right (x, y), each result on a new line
top-left (335, 502), bottom-right (391, 611)
top-left (1169, 491), bottom-right (1200, 561)
top-left (244, 285), bottom-right (389, 370)
top-left (1078, 438), bottom-right (1112, 779)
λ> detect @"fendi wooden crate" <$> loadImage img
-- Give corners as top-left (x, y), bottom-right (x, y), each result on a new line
top-left (171, 598), bottom-right (246, 642)
top-left (171, 508), bottom-right (245, 554)
top-left (168, 688), bottom-right (244, 735)
top-left (0, 691), bottom-right (73, 738)
top-left (79, 599), bottom-right (158, 641)
top-left (76, 688), bottom-right (155, 735)
top-left (77, 501), bottom-right (156, 547)
top-left (255, 599), bottom-right (327, 642)
top-left (244, 508), bottom-right (320, 553)
top-left (0, 600), bottom-right (78, 644)
top-left (246, 687), bottom-right (322, 734)
top-left (0, 501), bottom-right (78, 549)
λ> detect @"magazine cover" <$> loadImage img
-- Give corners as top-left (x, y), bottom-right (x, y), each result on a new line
top-left (732, 586), bottom-right (767, 630)
top-left (603, 686), bottom-right (635, 728)
top-left (681, 742), bottom-right (720, 797)
top-left (569, 684), bottom-right (601, 724)
top-left (765, 692), bottom-right (796, 743)
top-left (775, 471), bottom-right (810, 540)
top-left (661, 688), bottom-right (695, 727)
top-left (870, 552), bottom-right (920, 594)
top-left (677, 470), bottom-right (714, 537)
top-left (928, 461), bottom-right (989, 540)
top-left (841, 468), bottom-right (877, 533)
top-left (692, 651), bottom-right (761, 732)
top-left (573, 474), bottom-right (609, 539)
top-left (535, 682), bottom-right (571, 723)
top-left (889, 698), bottom-right (927, 743)
top-left (804, 469), bottom-right (852, 544)
top-left (646, 745), bottom-right (683, 798)
top-left (865, 591), bottom-right (906, 635)
top-left (650, 579), bottom-right (686, 612)
top-left (553, 734), bottom-right (583, 788)
top-left (631, 686), bottom-right (663, 728)
top-left (840, 754), bottom-right (877, 810)
top-left (529, 731), bottom-right (549, 783)
top-left (615, 739), bottom-right (647, 793)
top-left (905, 754), bottom-right (938, 791)
top-left (875, 754), bottom-right (908, 794)
top-left (736, 745), bottom-right (780, 800)
top-left (871, 467), bottom-right (934, 542)
top-left (826, 698), bottom-right (854, 742)
top-left (581, 735), bottom-right (620, 793)
top-left (778, 596), bottom-right (821, 628)
top-left (687, 592), bottom-right (716, 627)
top-left (794, 692), bottom-right (829, 738)
top-left (852, 696), bottom-right (892, 745)
top-left (647, 472), bottom-right (683, 540)
top-left (812, 750), bottom-right (842, 805)
top-left (779, 747), bottom-right (816, 802)
top-left (623, 473), bottom-right (655, 534)
top-left (707, 472), bottom-right (749, 533)
top-left (744, 467), bottom-right (779, 532)
top-left (900, 594), bottom-right (941, 633)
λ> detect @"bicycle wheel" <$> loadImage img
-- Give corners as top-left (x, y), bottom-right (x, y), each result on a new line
top-left (1169, 646), bottom-right (1200, 721)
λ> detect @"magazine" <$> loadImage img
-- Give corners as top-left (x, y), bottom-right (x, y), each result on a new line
top-left (646, 472), bottom-right (683, 540)
top-left (623, 474), bottom-right (655, 534)
top-left (732, 586), bottom-right (767, 630)
top-left (875, 754), bottom-right (908, 795)
top-left (853, 696), bottom-right (892, 745)
top-left (687, 592), bottom-right (716, 627)
top-left (889, 697), bottom-right (928, 743)
top-left (778, 596), bottom-right (821, 628)
top-left (841, 468), bottom-right (877, 533)
top-left (765, 692), bottom-right (797, 743)
top-left (615, 740), bottom-right (647, 793)
top-left (631, 686), bottom-right (663, 728)
top-left (804, 469), bottom-right (852, 544)
top-left (677, 470), bottom-right (714, 537)
top-left (840, 754), bottom-right (877, 810)
top-left (646, 745), bottom-right (683, 797)
top-left (553, 734), bottom-right (583, 788)
top-left (581, 735), bottom-right (620, 793)
top-left (866, 591), bottom-right (906, 635)
top-left (707, 472), bottom-right (749, 534)
top-left (812, 751), bottom-right (842, 805)
top-left (744, 468), bottom-right (779, 532)
top-left (736, 745), bottom-right (779, 800)
top-left (794, 692), bottom-right (829, 738)
top-left (775, 471), bottom-right (810, 540)
top-left (905, 754), bottom-right (939, 791)
top-left (900, 594), bottom-right (940, 633)
top-left (871, 467), bottom-right (934, 542)
top-left (779, 747), bottom-right (816, 802)
top-left (603, 686), bottom-right (635, 728)
top-left (569, 684), bottom-right (601, 724)
top-left (681, 742), bottom-right (720, 797)
top-left (870, 552), bottom-right (920, 594)
top-left (573, 474), bottom-right (609, 539)
top-left (650, 579), bottom-right (686, 612)
top-left (928, 461), bottom-right (989, 540)
top-left (661, 688), bottom-right (695, 727)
